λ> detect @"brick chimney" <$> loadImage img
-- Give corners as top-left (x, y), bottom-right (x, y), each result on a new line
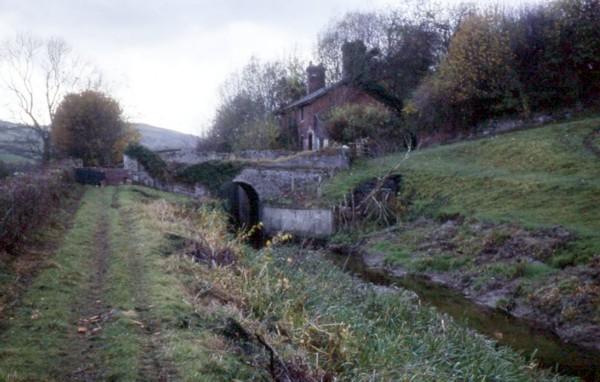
top-left (306, 62), bottom-right (325, 94)
top-left (342, 40), bottom-right (367, 81)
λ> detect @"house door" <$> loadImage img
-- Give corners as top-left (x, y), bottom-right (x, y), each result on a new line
top-left (308, 132), bottom-right (313, 150)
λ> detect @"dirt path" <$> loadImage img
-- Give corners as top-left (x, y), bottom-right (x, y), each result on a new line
top-left (63, 199), bottom-right (113, 381)
top-left (0, 187), bottom-right (185, 380)
top-left (117, 189), bottom-right (175, 382)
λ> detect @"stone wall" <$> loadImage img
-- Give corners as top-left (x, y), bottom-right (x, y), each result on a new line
top-left (156, 147), bottom-right (350, 171)
top-left (123, 154), bottom-right (209, 198)
top-left (234, 167), bottom-right (329, 205)
top-left (416, 111), bottom-right (570, 148)
top-left (261, 206), bottom-right (334, 238)
top-left (263, 149), bottom-right (350, 170)
top-left (157, 148), bottom-right (295, 165)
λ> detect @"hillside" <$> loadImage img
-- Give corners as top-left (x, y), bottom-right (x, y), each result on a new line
top-left (0, 121), bottom-right (39, 163)
top-left (133, 123), bottom-right (199, 151)
top-left (325, 117), bottom-right (600, 237)
top-left (0, 121), bottom-right (199, 163)
top-left (324, 117), bottom-right (600, 365)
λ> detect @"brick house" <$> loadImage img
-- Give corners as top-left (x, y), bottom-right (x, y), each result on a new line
top-left (279, 61), bottom-right (385, 151)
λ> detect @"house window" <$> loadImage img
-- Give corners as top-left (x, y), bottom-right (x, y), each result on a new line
top-left (300, 106), bottom-right (304, 121)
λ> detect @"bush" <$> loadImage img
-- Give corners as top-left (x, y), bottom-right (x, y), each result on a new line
top-left (0, 172), bottom-right (73, 254)
top-left (326, 104), bottom-right (410, 152)
top-left (124, 144), bottom-right (169, 181)
top-left (174, 161), bottom-right (244, 194)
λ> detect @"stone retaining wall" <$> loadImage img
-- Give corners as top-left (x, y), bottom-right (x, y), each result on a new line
top-left (123, 155), bottom-right (209, 198)
top-left (261, 206), bottom-right (334, 238)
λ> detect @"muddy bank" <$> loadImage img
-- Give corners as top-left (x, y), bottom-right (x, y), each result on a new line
top-left (328, 236), bottom-right (600, 381)
top-left (350, 217), bottom-right (600, 351)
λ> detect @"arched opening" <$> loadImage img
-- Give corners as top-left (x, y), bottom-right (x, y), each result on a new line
top-left (232, 181), bottom-right (261, 237)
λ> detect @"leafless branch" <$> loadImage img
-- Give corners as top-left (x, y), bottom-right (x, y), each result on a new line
top-left (0, 32), bottom-right (103, 161)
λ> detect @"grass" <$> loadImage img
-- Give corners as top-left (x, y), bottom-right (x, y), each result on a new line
top-left (325, 117), bottom-right (600, 265)
top-left (139, 195), bottom-right (573, 381)
top-left (0, 186), bottom-right (582, 380)
top-left (238, 245), bottom-right (572, 381)
top-left (0, 186), bottom-right (213, 381)
top-left (324, 117), bottom-right (600, 234)
top-left (0, 188), bottom-right (110, 379)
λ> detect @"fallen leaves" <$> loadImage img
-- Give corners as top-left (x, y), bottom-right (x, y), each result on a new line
top-left (76, 310), bottom-right (115, 336)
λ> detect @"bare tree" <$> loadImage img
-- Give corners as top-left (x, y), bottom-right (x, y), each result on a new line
top-left (0, 33), bottom-right (102, 162)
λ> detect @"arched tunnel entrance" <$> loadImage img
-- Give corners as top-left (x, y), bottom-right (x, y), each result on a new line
top-left (231, 182), bottom-right (261, 242)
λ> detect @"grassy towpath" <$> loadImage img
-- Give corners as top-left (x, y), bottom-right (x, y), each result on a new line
top-left (0, 187), bottom-right (191, 381)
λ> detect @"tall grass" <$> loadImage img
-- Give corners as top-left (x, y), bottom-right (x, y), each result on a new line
top-left (143, 195), bottom-right (573, 381)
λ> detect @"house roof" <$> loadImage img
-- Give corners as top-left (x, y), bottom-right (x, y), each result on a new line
top-left (279, 80), bottom-right (347, 112)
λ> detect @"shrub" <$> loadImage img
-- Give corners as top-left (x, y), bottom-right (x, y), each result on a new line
top-left (174, 161), bottom-right (244, 194)
top-left (0, 171), bottom-right (73, 254)
top-left (327, 104), bottom-right (389, 142)
top-left (326, 104), bottom-right (410, 153)
top-left (124, 144), bottom-right (169, 181)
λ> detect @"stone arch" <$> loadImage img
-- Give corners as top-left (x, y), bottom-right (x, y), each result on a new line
top-left (232, 181), bottom-right (260, 229)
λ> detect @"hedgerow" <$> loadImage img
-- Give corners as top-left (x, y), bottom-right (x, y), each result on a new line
top-left (0, 171), bottom-right (74, 254)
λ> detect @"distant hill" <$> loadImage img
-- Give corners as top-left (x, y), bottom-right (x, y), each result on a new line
top-left (0, 120), bottom-right (199, 163)
top-left (133, 123), bottom-right (199, 151)
top-left (0, 120), bottom-right (39, 163)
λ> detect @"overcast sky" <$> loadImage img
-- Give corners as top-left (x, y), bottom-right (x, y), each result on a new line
top-left (0, 0), bottom-right (533, 135)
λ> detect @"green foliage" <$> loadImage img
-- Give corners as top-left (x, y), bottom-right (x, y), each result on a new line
top-left (326, 104), bottom-right (394, 143)
top-left (520, 262), bottom-right (556, 280)
top-left (124, 143), bottom-right (169, 181)
top-left (174, 161), bottom-right (244, 194)
top-left (412, 12), bottom-right (522, 132)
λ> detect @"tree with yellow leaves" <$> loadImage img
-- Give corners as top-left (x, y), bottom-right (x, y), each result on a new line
top-left (436, 12), bottom-right (523, 115)
top-left (52, 90), bottom-right (138, 166)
